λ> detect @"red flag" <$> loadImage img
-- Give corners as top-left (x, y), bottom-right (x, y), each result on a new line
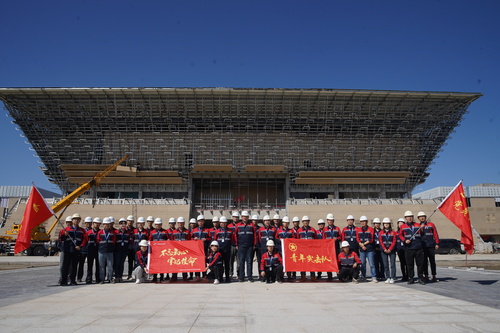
top-left (235, 195), bottom-right (245, 203)
top-left (148, 240), bottom-right (206, 274)
top-left (14, 186), bottom-right (54, 254)
top-left (438, 181), bottom-right (474, 254)
top-left (282, 238), bottom-right (338, 272)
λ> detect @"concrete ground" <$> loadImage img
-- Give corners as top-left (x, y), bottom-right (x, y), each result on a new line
top-left (0, 254), bottom-right (499, 332)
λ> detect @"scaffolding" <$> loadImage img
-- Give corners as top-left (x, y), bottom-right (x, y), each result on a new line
top-left (0, 87), bottom-right (481, 201)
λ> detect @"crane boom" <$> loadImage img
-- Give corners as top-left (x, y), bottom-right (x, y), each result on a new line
top-left (46, 155), bottom-right (129, 235)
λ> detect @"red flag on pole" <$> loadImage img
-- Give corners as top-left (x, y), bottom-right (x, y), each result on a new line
top-left (437, 180), bottom-right (474, 254)
top-left (14, 186), bottom-right (54, 254)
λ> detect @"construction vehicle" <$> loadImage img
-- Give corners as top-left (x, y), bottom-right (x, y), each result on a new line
top-left (0, 155), bottom-right (128, 256)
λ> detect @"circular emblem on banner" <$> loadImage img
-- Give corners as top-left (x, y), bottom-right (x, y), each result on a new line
top-left (288, 243), bottom-right (298, 252)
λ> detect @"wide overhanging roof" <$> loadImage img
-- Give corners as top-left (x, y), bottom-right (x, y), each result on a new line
top-left (0, 87), bottom-right (482, 195)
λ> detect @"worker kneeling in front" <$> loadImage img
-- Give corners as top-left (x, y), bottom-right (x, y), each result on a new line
top-left (338, 241), bottom-right (362, 283)
top-left (132, 240), bottom-right (149, 284)
top-left (260, 240), bottom-right (284, 284)
top-left (206, 241), bottom-right (224, 285)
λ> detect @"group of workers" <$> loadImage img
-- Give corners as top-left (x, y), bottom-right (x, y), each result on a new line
top-left (58, 209), bottom-right (440, 286)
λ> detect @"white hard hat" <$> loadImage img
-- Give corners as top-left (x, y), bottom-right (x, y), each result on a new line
top-left (102, 217), bottom-right (112, 224)
top-left (273, 214), bottom-right (280, 219)
top-left (232, 211), bottom-right (240, 217)
top-left (108, 216), bottom-right (115, 223)
top-left (137, 217), bottom-right (145, 223)
top-left (72, 213), bottom-right (81, 219)
top-left (197, 214), bottom-right (205, 220)
top-left (282, 216), bottom-right (290, 223)
top-left (292, 216), bottom-right (300, 222)
top-left (138, 240), bottom-right (148, 247)
top-left (341, 241), bottom-right (350, 248)
top-left (119, 218), bottom-right (127, 223)
top-left (212, 216), bottom-right (219, 222)
top-left (404, 211), bottom-right (414, 217)
top-left (127, 215), bottom-right (134, 221)
top-left (177, 217), bottom-right (185, 223)
top-left (382, 217), bottom-right (392, 224)
top-left (266, 240), bottom-right (275, 247)
top-left (241, 211), bottom-right (250, 217)
top-left (147, 216), bottom-right (154, 222)
top-left (210, 241), bottom-right (219, 247)
top-left (84, 216), bottom-right (93, 223)
top-left (360, 216), bottom-right (368, 221)
top-left (92, 217), bottom-right (102, 223)
top-left (251, 214), bottom-right (259, 220)
top-left (65, 216), bottom-right (73, 222)
top-left (154, 218), bottom-right (162, 224)
top-left (219, 216), bottom-right (228, 223)
top-left (417, 211), bottom-right (426, 217)
top-left (189, 218), bottom-right (196, 224)
top-left (263, 215), bottom-right (271, 220)
top-left (373, 218), bottom-right (381, 224)
top-left (347, 215), bottom-right (354, 220)
top-left (398, 218), bottom-right (405, 223)
top-left (317, 219), bottom-right (325, 224)
top-left (302, 216), bottom-right (310, 221)
top-left (169, 217), bottom-right (176, 224)
top-left (326, 213), bottom-right (334, 220)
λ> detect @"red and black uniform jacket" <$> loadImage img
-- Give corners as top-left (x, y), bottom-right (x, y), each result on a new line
top-left (135, 250), bottom-right (148, 269)
top-left (373, 228), bottom-right (382, 251)
top-left (207, 251), bottom-right (223, 268)
top-left (297, 226), bottom-right (317, 239)
top-left (171, 228), bottom-right (191, 241)
top-left (114, 228), bottom-right (133, 252)
top-left (379, 229), bottom-right (397, 253)
top-left (59, 226), bottom-right (88, 253)
top-left (420, 221), bottom-right (440, 248)
top-left (235, 222), bottom-right (257, 247)
top-left (86, 228), bottom-right (100, 253)
top-left (399, 222), bottom-right (423, 250)
top-left (257, 226), bottom-right (277, 251)
top-left (260, 250), bottom-right (283, 271)
top-left (323, 225), bottom-right (341, 240)
top-left (97, 229), bottom-right (116, 253)
top-left (149, 228), bottom-right (168, 241)
top-left (341, 226), bottom-right (359, 251)
top-left (192, 227), bottom-right (212, 242)
top-left (338, 250), bottom-right (361, 268)
top-left (133, 228), bottom-right (149, 251)
top-left (165, 227), bottom-right (176, 240)
top-left (316, 228), bottom-right (324, 239)
top-left (356, 226), bottom-right (375, 252)
top-left (214, 227), bottom-right (235, 252)
top-left (125, 226), bottom-right (135, 250)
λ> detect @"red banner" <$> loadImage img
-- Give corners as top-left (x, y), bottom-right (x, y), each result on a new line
top-left (149, 240), bottom-right (206, 274)
top-left (282, 239), bottom-right (338, 272)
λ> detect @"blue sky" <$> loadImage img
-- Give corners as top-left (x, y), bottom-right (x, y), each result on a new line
top-left (0, 0), bottom-right (498, 195)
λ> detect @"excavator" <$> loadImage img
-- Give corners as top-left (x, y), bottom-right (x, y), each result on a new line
top-left (0, 155), bottom-right (128, 256)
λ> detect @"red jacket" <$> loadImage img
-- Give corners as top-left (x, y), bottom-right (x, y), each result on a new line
top-left (149, 228), bottom-right (168, 241)
top-left (356, 226), bottom-right (375, 252)
top-left (171, 228), bottom-right (191, 241)
top-left (296, 226), bottom-right (317, 239)
top-left (421, 221), bottom-right (440, 247)
top-left (260, 250), bottom-right (283, 271)
top-left (338, 250), bottom-right (361, 267)
top-left (378, 229), bottom-right (397, 252)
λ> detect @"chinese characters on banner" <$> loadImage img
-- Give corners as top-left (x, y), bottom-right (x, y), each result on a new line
top-left (282, 239), bottom-right (338, 272)
top-left (148, 240), bottom-right (206, 274)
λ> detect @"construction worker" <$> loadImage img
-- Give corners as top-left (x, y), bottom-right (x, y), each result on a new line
top-left (149, 218), bottom-right (168, 283)
top-left (166, 217), bottom-right (177, 240)
top-left (125, 215), bottom-right (136, 280)
top-left (337, 241), bottom-right (361, 283)
top-left (357, 216), bottom-right (376, 282)
top-left (257, 215), bottom-right (277, 281)
top-left (396, 218), bottom-right (409, 281)
top-left (272, 214), bottom-right (281, 229)
top-left (171, 217), bottom-right (191, 282)
top-left (192, 214), bottom-right (211, 281)
top-left (205, 240), bottom-right (224, 285)
top-left (145, 216), bottom-right (154, 233)
top-left (59, 213), bottom-right (87, 286)
top-left (342, 215), bottom-right (359, 254)
top-left (316, 219), bottom-right (325, 279)
top-left (260, 240), bottom-right (284, 283)
top-left (418, 211), bottom-right (440, 282)
top-left (379, 217), bottom-right (397, 284)
top-left (189, 217), bottom-right (197, 232)
top-left (228, 211), bottom-right (240, 278)
top-left (69, 214), bottom-right (86, 284)
top-left (97, 217), bottom-right (116, 284)
top-left (276, 216), bottom-right (295, 281)
top-left (132, 240), bottom-right (149, 284)
top-left (114, 218), bottom-right (132, 282)
top-left (372, 218), bottom-right (385, 281)
top-left (291, 216), bottom-right (300, 280)
top-left (323, 213), bottom-right (341, 281)
top-left (235, 211), bottom-right (257, 282)
top-left (77, 216), bottom-right (93, 282)
top-left (297, 216), bottom-right (317, 282)
top-left (399, 211), bottom-right (425, 285)
top-left (133, 217), bottom-right (149, 251)
top-left (85, 217), bottom-right (101, 284)
top-left (210, 216), bottom-right (220, 240)
top-left (214, 216), bottom-right (235, 282)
